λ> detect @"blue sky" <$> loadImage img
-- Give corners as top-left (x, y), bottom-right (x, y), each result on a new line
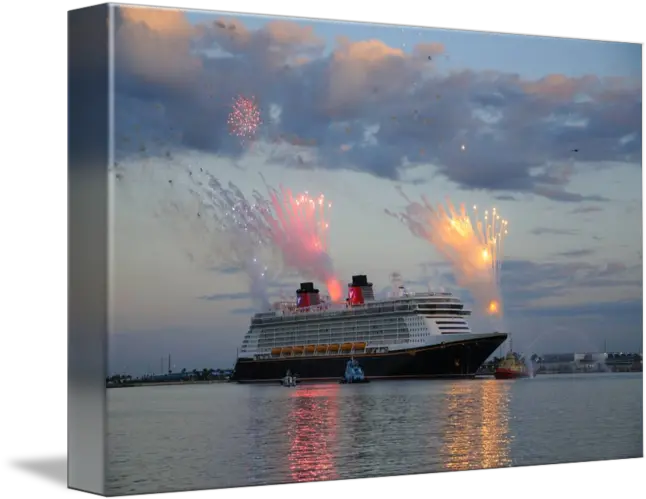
top-left (107, 5), bottom-right (642, 374)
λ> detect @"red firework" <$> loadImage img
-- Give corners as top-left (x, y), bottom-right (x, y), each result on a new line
top-left (227, 95), bottom-right (262, 141)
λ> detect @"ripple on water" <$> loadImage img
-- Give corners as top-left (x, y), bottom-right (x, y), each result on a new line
top-left (107, 374), bottom-right (643, 494)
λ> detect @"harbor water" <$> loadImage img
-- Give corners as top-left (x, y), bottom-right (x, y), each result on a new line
top-left (107, 373), bottom-right (643, 495)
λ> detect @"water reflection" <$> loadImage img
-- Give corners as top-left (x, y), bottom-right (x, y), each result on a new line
top-left (287, 385), bottom-right (340, 482)
top-left (442, 380), bottom-right (512, 470)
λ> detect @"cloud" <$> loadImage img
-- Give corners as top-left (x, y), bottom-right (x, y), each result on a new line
top-left (199, 292), bottom-right (251, 301)
top-left (530, 227), bottom-right (578, 236)
top-left (399, 258), bottom-right (641, 353)
top-left (112, 8), bottom-right (641, 202)
top-left (495, 194), bottom-right (517, 201)
top-left (416, 258), bottom-right (639, 313)
top-left (531, 186), bottom-right (609, 203)
top-left (569, 205), bottom-right (603, 214)
top-left (521, 299), bottom-right (642, 320)
top-left (199, 276), bottom-right (304, 304)
top-left (556, 249), bottom-right (596, 258)
top-left (499, 259), bottom-right (640, 311)
top-left (210, 265), bottom-right (243, 275)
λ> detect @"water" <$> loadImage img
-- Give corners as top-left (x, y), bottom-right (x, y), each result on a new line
top-left (107, 373), bottom-right (643, 496)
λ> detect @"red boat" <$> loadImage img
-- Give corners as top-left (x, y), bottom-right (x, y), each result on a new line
top-left (494, 352), bottom-right (531, 379)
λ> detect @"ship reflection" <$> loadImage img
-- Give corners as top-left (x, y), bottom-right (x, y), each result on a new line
top-left (287, 385), bottom-right (340, 483)
top-left (441, 380), bottom-right (512, 471)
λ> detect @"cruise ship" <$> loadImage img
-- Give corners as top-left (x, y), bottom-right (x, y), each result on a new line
top-left (232, 274), bottom-right (508, 383)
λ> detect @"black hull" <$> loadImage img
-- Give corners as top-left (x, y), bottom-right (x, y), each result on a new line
top-left (232, 335), bottom-right (507, 383)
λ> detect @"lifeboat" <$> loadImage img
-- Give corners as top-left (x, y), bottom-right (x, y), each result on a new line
top-left (328, 344), bottom-right (340, 353)
top-left (271, 347), bottom-right (282, 356)
top-left (293, 346), bottom-right (304, 355)
top-left (305, 345), bottom-right (316, 354)
top-left (316, 344), bottom-right (328, 353)
top-left (341, 343), bottom-right (353, 352)
top-left (281, 347), bottom-right (293, 356)
top-left (353, 342), bottom-right (367, 351)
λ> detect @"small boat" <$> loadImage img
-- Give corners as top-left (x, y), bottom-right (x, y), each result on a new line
top-left (280, 369), bottom-right (298, 387)
top-left (339, 357), bottom-right (370, 384)
top-left (494, 352), bottom-right (531, 379)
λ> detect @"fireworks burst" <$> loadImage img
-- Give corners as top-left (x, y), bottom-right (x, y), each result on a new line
top-left (227, 95), bottom-right (262, 142)
top-left (186, 170), bottom-right (342, 304)
top-left (387, 190), bottom-right (509, 317)
top-left (259, 182), bottom-right (342, 302)
top-left (197, 175), bottom-right (275, 308)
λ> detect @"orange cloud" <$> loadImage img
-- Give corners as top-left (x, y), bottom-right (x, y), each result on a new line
top-left (522, 74), bottom-right (599, 101)
top-left (119, 6), bottom-right (193, 37)
top-left (264, 20), bottom-right (323, 47)
top-left (115, 6), bottom-right (201, 88)
top-left (323, 39), bottom-right (412, 112)
top-left (412, 42), bottom-right (446, 59)
top-left (333, 39), bottom-right (405, 63)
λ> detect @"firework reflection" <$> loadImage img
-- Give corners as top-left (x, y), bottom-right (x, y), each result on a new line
top-left (287, 385), bottom-right (340, 482)
top-left (441, 380), bottom-right (512, 471)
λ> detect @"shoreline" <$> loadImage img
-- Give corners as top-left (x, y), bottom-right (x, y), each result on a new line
top-left (107, 380), bottom-right (230, 389)
top-left (109, 370), bottom-right (641, 388)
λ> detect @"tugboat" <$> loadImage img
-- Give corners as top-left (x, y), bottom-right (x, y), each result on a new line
top-left (339, 358), bottom-right (370, 384)
top-left (494, 352), bottom-right (531, 379)
top-left (280, 369), bottom-right (298, 387)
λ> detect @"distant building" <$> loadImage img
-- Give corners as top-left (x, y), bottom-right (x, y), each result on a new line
top-left (539, 353), bottom-right (571, 373)
top-left (539, 352), bottom-right (641, 373)
top-left (606, 352), bottom-right (642, 372)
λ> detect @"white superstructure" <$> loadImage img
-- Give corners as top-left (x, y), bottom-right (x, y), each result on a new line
top-left (238, 274), bottom-right (495, 360)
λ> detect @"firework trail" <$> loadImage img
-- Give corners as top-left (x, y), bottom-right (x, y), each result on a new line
top-left (184, 171), bottom-right (275, 310)
top-left (187, 171), bottom-right (343, 304)
top-left (386, 189), bottom-right (509, 317)
top-left (256, 175), bottom-right (343, 302)
top-left (227, 95), bottom-right (262, 144)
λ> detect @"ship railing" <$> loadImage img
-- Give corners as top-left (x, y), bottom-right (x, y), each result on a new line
top-left (250, 304), bottom-right (460, 326)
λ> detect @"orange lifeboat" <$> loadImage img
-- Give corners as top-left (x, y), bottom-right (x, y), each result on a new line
top-left (341, 343), bottom-right (353, 352)
top-left (305, 345), bottom-right (316, 354)
top-left (271, 347), bottom-right (281, 356)
top-left (328, 344), bottom-right (340, 353)
top-left (316, 344), bottom-right (328, 353)
top-left (293, 346), bottom-right (304, 355)
top-left (353, 342), bottom-right (367, 351)
top-left (281, 347), bottom-right (293, 356)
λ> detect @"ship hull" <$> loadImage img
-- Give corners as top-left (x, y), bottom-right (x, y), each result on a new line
top-left (233, 334), bottom-right (507, 383)
top-left (494, 368), bottom-right (530, 379)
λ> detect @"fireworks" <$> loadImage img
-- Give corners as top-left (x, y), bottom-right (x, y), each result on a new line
top-left (186, 170), bottom-right (342, 304)
top-left (173, 170), bottom-right (275, 310)
top-left (387, 191), bottom-right (509, 317)
top-left (258, 181), bottom-right (342, 302)
top-left (227, 95), bottom-right (262, 142)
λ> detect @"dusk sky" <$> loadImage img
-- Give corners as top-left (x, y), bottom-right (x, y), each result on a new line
top-left (109, 5), bottom-right (642, 374)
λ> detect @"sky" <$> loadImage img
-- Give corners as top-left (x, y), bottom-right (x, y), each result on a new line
top-left (107, 5), bottom-right (642, 374)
